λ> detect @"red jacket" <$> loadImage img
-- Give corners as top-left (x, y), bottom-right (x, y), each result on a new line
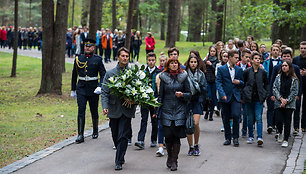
top-left (145, 36), bottom-right (155, 51)
top-left (0, 29), bottom-right (7, 41)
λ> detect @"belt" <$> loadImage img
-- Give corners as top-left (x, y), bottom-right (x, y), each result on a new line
top-left (79, 76), bottom-right (98, 81)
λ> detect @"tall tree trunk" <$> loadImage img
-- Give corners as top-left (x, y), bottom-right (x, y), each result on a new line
top-left (71, 0), bottom-right (75, 27)
top-left (160, 0), bottom-right (166, 40)
top-left (271, 0), bottom-right (280, 43)
top-left (11, 0), bottom-right (18, 77)
top-left (166, 0), bottom-right (179, 48)
top-left (208, 0), bottom-right (217, 42)
top-left (176, 0), bottom-right (182, 41)
top-left (38, 0), bottom-right (69, 95)
top-left (214, 0), bottom-right (224, 43)
top-left (279, 2), bottom-right (290, 45)
top-left (125, 0), bottom-right (134, 51)
top-left (132, 0), bottom-right (139, 30)
top-left (89, 0), bottom-right (99, 39)
top-left (223, 0), bottom-right (227, 42)
top-left (81, 0), bottom-right (89, 27)
top-left (188, 0), bottom-right (204, 42)
top-left (97, 0), bottom-right (103, 29)
top-left (301, 26), bottom-right (306, 42)
top-left (55, 0), bottom-right (69, 73)
top-left (112, 0), bottom-right (117, 31)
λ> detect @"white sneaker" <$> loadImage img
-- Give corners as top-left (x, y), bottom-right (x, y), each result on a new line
top-left (257, 138), bottom-right (264, 146)
top-left (247, 137), bottom-right (254, 144)
top-left (156, 147), bottom-right (164, 157)
top-left (221, 127), bottom-right (224, 132)
top-left (277, 134), bottom-right (283, 143)
top-left (214, 106), bottom-right (218, 111)
top-left (281, 141), bottom-right (288, 148)
top-left (113, 146), bottom-right (116, 150)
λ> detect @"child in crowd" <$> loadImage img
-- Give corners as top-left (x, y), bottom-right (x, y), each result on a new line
top-left (186, 54), bottom-right (207, 156)
top-left (273, 60), bottom-right (299, 147)
top-left (204, 45), bottom-right (219, 121)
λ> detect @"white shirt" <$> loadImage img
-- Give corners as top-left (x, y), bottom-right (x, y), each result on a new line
top-left (227, 62), bottom-right (235, 82)
top-left (271, 57), bottom-right (279, 67)
top-left (148, 66), bottom-right (156, 74)
top-left (240, 63), bottom-right (247, 71)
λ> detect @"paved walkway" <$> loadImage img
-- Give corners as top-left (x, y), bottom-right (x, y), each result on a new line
top-left (0, 48), bottom-right (305, 174)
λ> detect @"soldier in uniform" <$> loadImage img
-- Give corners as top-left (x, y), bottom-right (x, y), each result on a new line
top-left (71, 38), bottom-right (106, 144)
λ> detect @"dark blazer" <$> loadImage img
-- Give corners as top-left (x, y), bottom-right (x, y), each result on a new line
top-left (80, 32), bottom-right (88, 43)
top-left (242, 67), bottom-right (268, 104)
top-left (216, 64), bottom-right (244, 103)
top-left (101, 64), bottom-right (137, 119)
top-left (293, 55), bottom-right (306, 87)
top-left (71, 54), bottom-right (106, 96)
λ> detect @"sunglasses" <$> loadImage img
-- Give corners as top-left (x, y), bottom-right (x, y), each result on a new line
top-left (85, 44), bottom-right (94, 47)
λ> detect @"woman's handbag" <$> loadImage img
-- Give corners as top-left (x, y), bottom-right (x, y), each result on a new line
top-left (185, 109), bottom-right (195, 135)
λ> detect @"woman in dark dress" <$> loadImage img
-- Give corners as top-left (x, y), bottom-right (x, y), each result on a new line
top-left (156, 58), bottom-right (191, 171)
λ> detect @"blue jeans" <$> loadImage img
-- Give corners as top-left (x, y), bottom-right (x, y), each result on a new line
top-left (245, 102), bottom-right (263, 138)
top-left (207, 82), bottom-right (217, 109)
top-left (157, 119), bottom-right (164, 144)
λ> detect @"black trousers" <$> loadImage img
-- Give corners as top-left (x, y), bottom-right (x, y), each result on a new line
top-left (137, 106), bottom-right (158, 142)
top-left (110, 115), bottom-right (131, 165)
top-left (105, 48), bottom-right (111, 61)
top-left (275, 108), bottom-right (294, 141)
top-left (77, 94), bottom-right (99, 120)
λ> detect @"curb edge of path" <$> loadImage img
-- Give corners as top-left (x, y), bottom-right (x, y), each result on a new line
top-left (283, 133), bottom-right (306, 174)
top-left (0, 121), bottom-right (110, 174)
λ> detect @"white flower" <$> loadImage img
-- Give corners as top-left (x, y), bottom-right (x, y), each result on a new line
top-left (146, 88), bottom-right (154, 94)
top-left (142, 93), bottom-right (149, 99)
top-left (125, 89), bottom-right (131, 94)
top-left (108, 76), bottom-right (115, 83)
top-left (122, 74), bottom-right (127, 81)
top-left (139, 87), bottom-right (145, 93)
top-left (139, 71), bottom-right (146, 80)
top-left (115, 82), bottom-right (122, 87)
top-left (131, 88), bottom-right (138, 95)
top-left (127, 70), bottom-right (132, 77)
top-left (136, 80), bottom-right (142, 86)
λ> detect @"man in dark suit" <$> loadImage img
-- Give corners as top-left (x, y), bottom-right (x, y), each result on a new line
top-left (216, 50), bottom-right (244, 146)
top-left (80, 27), bottom-right (88, 54)
top-left (101, 47), bottom-right (137, 170)
top-left (270, 49), bottom-right (302, 135)
top-left (293, 41), bottom-right (306, 133)
top-left (71, 38), bottom-right (106, 144)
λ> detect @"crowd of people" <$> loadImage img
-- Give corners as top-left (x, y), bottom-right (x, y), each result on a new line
top-left (65, 26), bottom-right (155, 63)
top-left (0, 26), bottom-right (43, 50)
top-left (70, 32), bottom-right (306, 171)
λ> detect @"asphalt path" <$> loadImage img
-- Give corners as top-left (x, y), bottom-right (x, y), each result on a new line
top-left (13, 108), bottom-right (291, 174)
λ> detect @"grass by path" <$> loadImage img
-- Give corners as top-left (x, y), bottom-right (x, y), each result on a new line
top-left (0, 52), bottom-right (106, 168)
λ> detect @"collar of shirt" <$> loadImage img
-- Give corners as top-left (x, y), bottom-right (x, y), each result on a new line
top-left (148, 66), bottom-right (156, 74)
top-left (227, 62), bottom-right (235, 81)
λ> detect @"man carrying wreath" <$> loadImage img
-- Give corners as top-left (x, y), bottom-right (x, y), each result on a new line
top-left (101, 47), bottom-right (137, 171)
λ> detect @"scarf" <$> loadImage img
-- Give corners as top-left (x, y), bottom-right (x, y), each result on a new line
top-left (187, 68), bottom-right (201, 95)
top-left (170, 70), bottom-right (179, 76)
